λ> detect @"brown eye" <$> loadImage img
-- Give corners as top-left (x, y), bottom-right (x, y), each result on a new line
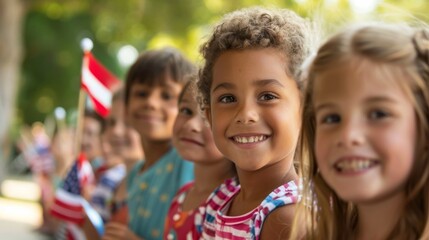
top-left (258, 93), bottom-right (277, 101)
top-left (368, 110), bottom-right (389, 120)
top-left (219, 95), bottom-right (235, 103)
top-left (179, 107), bottom-right (193, 116)
top-left (322, 114), bottom-right (341, 124)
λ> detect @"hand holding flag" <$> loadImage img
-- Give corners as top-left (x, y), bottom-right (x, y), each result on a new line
top-left (50, 153), bottom-right (94, 225)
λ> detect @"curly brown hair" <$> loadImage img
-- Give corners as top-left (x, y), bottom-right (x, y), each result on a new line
top-left (197, 6), bottom-right (314, 108)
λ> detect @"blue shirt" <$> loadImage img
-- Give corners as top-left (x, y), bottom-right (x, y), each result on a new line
top-left (127, 148), bottom-right (194, 240)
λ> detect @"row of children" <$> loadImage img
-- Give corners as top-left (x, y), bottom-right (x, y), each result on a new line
top-left (51, 5), bottom-right (429, 240)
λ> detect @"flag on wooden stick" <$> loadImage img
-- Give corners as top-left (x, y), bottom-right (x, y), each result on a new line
top-left (80, 40), bottom-right (120, 118)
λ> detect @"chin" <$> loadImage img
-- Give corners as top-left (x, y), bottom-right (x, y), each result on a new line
top-left (335, 190), bottom-right (376, 204)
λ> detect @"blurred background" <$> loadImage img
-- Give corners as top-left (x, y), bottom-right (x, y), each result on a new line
top-left (0, 0), bottom-right (428, 238)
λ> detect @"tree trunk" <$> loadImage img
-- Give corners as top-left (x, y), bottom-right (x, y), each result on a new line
top-left (0, 0), bottom-right (26, 180)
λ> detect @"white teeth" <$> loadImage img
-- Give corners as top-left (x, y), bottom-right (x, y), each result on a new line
top-left (335, 158), bottom-right (376, 172)
top-left (233, 135), bottom-right (266, 144)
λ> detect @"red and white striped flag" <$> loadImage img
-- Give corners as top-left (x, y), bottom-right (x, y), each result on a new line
top-left (81, 51), bottom-right (120, 118)
top-left (50, 152), bottom-right (94, 225)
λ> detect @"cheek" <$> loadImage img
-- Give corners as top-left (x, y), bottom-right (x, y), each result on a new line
top-left (168, 108), bottom-right (179, 123)
top-left (172, 117), bottom-right (184, 136)
top-left (314, 130), bottom-right (329, 167)
top-left (274, 110), bottom-right (300, 144)
top-left (202, 127), bottom-right (222, 154)
top-left (383, 124), bottom-right (416, 172)
top-left (210, 109), bottom-right (226, 135)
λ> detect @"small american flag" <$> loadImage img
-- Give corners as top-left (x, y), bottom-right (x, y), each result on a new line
top-left (50, 153), bottom-right (94, 225)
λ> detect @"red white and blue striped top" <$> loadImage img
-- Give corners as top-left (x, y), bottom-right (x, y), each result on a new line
top-left (201, 180), bottom-right (298, 240)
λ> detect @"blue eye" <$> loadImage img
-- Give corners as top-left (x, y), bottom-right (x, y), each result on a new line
top-left (322, 114), bottom-right (341, 124)
top-left (258, 93), bottom-right (278, 101)
top-left (219, 95), bottom-right (236, 103)
top-left (369, 110), bottom-right (389, 120)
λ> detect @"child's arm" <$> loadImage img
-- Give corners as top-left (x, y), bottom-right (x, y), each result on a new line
top-left (260, 204), bottom-right (296, 240)
top-left (102, 222), bottom-right (143, 240)
top-left (82, 214), bottom-right (101, 240)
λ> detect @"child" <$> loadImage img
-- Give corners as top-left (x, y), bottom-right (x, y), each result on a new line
top-left (90, 88), bottom-right (141, 223)
top-left (102, 47), bottom-right (195, 240)
top-left (81, 109), bottom-right (105, 173)
top-left (197, 7), bottom-right (313, 239)
top-left (84, 88), bottom-right (143, 239)
top-left (290, 24), bottom-right (429, 239)
top-left (108, 88), bottom-right (143, 226)
top-left (164, 79), bottom-right (236, 239)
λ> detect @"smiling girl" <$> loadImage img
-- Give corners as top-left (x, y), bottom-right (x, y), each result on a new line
top-left (197, 7), bottom-right (313, 239)
top-left (291, 24), bottom-right (429, 239)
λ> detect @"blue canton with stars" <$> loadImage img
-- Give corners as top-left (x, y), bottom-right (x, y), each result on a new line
top-left (62, 162), bottom-right (81, 195)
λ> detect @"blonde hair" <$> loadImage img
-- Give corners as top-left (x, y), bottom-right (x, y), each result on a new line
top-left (291, 23), bottom-right (429, 239)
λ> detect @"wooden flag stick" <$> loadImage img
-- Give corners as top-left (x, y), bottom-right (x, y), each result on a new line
top-left (74, 89), bottom-right (86, 157)
top-left (75, 38), bottom-right (93, 157)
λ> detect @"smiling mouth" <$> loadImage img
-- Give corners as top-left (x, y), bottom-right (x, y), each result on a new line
top-left (180, 138), bottom-right (203, 146)
top-left (232, 135), bottom-right (268, 144)
top-left (334, 158), bottom-right (379, 172)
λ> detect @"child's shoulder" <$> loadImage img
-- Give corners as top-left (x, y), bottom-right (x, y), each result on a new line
top-left (257, 180), bottom-right (299, 239)
top-left (262, 180), bottom-right (299, 205)
top-left (260, 203), bottom-right (296, 239)
top-left (204, 177), bottom-right (240, 209)
top-left (213, 177), bottom-right (240, 196)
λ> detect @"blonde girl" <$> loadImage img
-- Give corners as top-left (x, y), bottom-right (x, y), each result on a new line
top-left (291, 24), bottom-right (429, 239)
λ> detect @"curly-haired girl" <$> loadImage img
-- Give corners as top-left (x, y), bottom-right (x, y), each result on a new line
top-left (197, 6), bottom-right (314, 239)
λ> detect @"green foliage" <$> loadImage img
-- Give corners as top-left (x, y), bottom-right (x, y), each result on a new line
top-left (19, 10), bottom-right (122, 125)
top-left (17, 0), bottom-right (429, 126)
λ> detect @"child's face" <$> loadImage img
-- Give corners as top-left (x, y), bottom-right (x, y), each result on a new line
top-left (313, 59), bottom-right (417, 205)
top-left (102, 99), bottom-right (126, 166)
top-left (81, 116), bottom-right (102, 161)
top-left (103, 99), bottom-right (143, 166)
top-left (127, 77), bottom-right (182, 143)
top-left (173, 88), bottom-right (223, 163)
top-left (207, 49), bottom-right (301, 171)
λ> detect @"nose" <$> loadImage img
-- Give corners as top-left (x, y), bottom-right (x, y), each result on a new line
top-left (144, 91), bottom-right (160, 109)
top-left (234, 100), bottom-right (259, 124)
top-left (112, 121), bottom-right (126, 137)
top-left (185, 115), bottom-right (203, 133)
top-left (336, 118), bottom-right (365, 148)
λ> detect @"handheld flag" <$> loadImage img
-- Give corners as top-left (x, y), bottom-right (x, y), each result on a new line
top-left (81, 42), bottom-right (120, 118)
top-left (50, 153), bottom-right (94, 225)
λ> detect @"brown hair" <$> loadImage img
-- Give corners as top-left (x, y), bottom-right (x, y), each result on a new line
top-left (291, 23), bottom-right (429, 239)
top-left (197, 6), bottom-right (314, 108)
top-left (124, 47), bottom-right (196, 105)
top-left (84, 108), bottom-right (105, 132)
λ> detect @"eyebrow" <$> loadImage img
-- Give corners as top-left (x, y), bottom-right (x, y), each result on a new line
top-left (212, 82), bottom-right (235, 93)
top-left (364, 96), bottom-right (398, 104)
top-left (179, 98), bottom-right (191, 104)
top-left (254, 79), bottom-right (285, 88)
top-left (314, 103), bottom-right (336, 114)
top-left (212, 79), bottom-right (285, 93)
top-left (314, 96), bottom-right (399, 113)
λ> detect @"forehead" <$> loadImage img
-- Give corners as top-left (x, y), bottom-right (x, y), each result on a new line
top-left (212, 48), bottom-right (289, 84)
top-left (131, 76), bottom-right (183, 91)
top-left (313, 58), bottom-right (408, 100)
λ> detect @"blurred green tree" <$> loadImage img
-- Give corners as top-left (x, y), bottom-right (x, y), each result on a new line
top-left (0, 0), bottom-right (428, 167)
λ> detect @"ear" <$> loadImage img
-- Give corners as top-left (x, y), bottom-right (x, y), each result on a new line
top-left (204, 107), bottom-right (212, 127)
